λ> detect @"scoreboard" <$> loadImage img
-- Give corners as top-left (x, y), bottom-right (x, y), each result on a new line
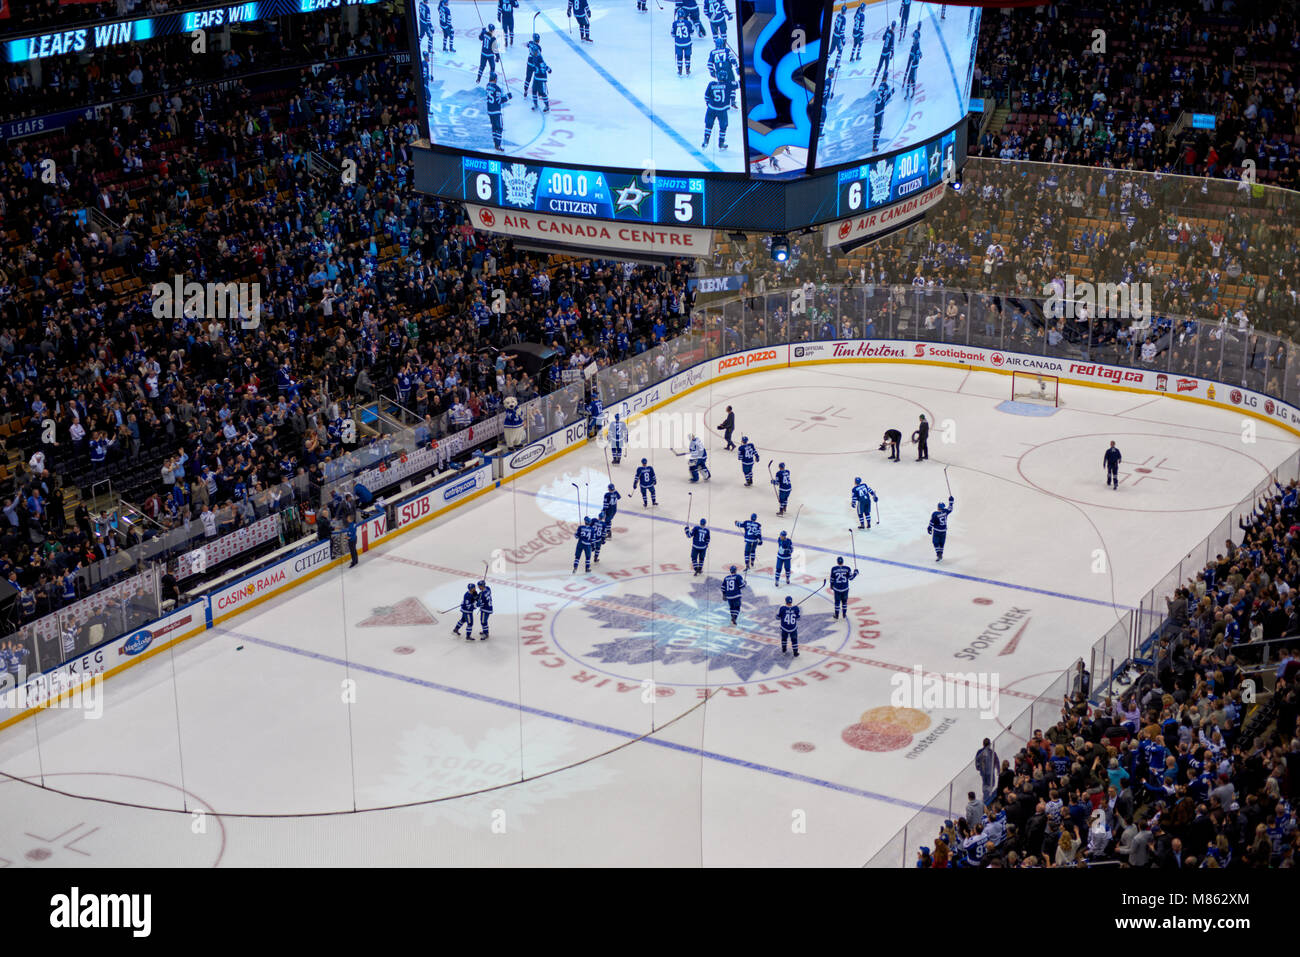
top-left (416, 121), bottom-right (964, 235)
top-left (463, 159), bottom-right (708, 228)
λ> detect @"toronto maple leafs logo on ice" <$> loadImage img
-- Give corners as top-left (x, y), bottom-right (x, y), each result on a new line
top-left (502, 163), bottom-right (539, 207)
top-left (581, 579), bottom-right (834, 681)
top-left (868, 160), bottom-right (892, 205)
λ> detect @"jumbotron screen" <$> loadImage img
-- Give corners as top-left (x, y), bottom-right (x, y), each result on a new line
top-left (413, 0), bottom-right (746, 174)
top-left (813, 0), bottom-right (980, 170)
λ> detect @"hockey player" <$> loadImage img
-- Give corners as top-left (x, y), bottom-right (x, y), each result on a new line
top-left (609, 413), bottom-right (627, 464)
top-left (438, 0), bottom-right (455, 52)
top-left (721, 565), bottom-right (746, 625)
top-left (702, 77), bottom-right (730, 150)
top-left (734, 512), bottom-right (762, 570)
top-left (498, 0), bottom-right (519, 46)
top-left (476, 23), bottom-right (499, 83)
top-left (685, 517), bottom-right (710, 575)
top-left (567, 0), bottom-right (592, 43)
top-left (850, 476), bottom-right (879, 529)
top-left (872, 78), bottom-right (892, 152)
top-left (688, 433), bottom-right (710, 482)
top-left (850, 2), bottom-right (865, 61)
top-left (638, 0), bottom-right (647, 10)
top-left (707, 37), bottom-right (740, 107)
top-left (772, 461), bottom-right (792, 515)
top-left (705, 0), bottom-right (732, 38)
top-left (587, 392), bottom-right (604, 440)
top-left (453, 582), bottom-right (478, 638)
top-left (828, 557), bottom-right (858, 620)
top-left (418, 0), bottom-right (436, 48)
top-left (573, 516), bottom-right (597, 572)
top-left (926, 496), bottom-right (954, 562)
top-left (915, 413), bottom-right (929, 462)
top-left (902, 25), bottom-right (922, 100)
top-left (530, 56), bottom-right (552, 112)
top-left (485, 78), bottom-right (511, 152)
top-left (827, 5), bottom-right (847, 65)
top-left (601, 483), bottom-right (620, 537)
top-left (880, 428), bottom-right (902, 462)
top-left (737, 436), bottom-right (758, 485)
top-left (476, 579), bottom-right (493, 639)
top-left (872, 20), bottom-right (895, 85)
top-left (676, 0), bottom-right (706, 38)
top-left (1104, 440), bottom-right (1121, 489)
top-left (673, 10), bottom-right (694, 76)
top-left (634, 457), bottom-right (658, 506)
top-left (899, 0), bottom-right (911, 35)
top-left (590, 512), bottom-right (608, 562)
top-left (777, 596), bottom-right (801, 656)
top-left (774, 530), bottom-right (793, 586)
top-left (525, 33), bottom-right (543, 87)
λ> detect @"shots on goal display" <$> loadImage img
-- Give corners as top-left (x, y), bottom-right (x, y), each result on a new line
top-left (414, 0), bottom-right (746, 175)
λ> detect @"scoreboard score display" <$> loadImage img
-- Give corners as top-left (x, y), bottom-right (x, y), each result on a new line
top-left (410, 0), bottom-right (980, 253)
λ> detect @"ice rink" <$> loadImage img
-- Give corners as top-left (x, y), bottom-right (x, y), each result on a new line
top-left (1, 362), bottom-right (1296, 867)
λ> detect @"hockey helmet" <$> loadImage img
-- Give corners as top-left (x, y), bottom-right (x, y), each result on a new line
top-left (608, 483), bottom-right (615, 490)
top-left (467, 582), bottom-right (476, 589)
top-left (750, 512), bottom-right (757, 521)
top-left (641, 457), bottom-right (648, 465)
top-left (477, 580), bottom-right (486, 588)
top-left (585, 516), bottom-right (593, 523)
top-left (778, 462), bottom-right (785, 469)
top-left (532, 32), bottom-right (540, 42)
top-left (779, 530), bottom-right (787, 537)
top-left (730, 565), bottom-right (737, 573)
top-left (488, 22), bottom-right (495, 30)
top-left (785, 596), bottom-right (793, 604)
top-left (715, 36), bottom-right (726, 46)
top-left (854, 476), bottom-right (862, 484)
top-left (699, 518), bottom-right (707, 526)
top-left (741, 435), bottom-right (748, 443)
top-left (937, 502), bottom-right (946, 509)
top-left (837, 557), bottom-right (844, 564)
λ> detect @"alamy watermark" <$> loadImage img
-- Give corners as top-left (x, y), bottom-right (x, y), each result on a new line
top-left (890, 665), bottom-right (1000, 720)
top-left (0, 667), bottom-right (104, 719)
top-left (594, 411), bottom-right (710, 451)
top-left (1044, 275), bottom-right (1151, 321)
top-left (151, 273), bottom-right (261, 329)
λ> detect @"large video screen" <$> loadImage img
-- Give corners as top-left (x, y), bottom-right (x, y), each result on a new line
top-left (742, 0), bottom-right (827, 179)
top-left (814, 0), bottom-right (979, 170)
top-left (414, 0), bottom-right (746, 175)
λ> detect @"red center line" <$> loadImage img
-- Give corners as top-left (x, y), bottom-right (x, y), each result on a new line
top-left (382, 554), bottom-right (1037, 701)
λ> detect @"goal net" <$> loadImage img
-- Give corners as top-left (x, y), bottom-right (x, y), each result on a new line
top-left (1011, 372), bottom-right (1060, 406)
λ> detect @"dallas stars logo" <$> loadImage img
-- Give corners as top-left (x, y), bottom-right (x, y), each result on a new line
top-left (614, 179), bottom-right (651, 215)
top-left (580, 579), bottom-right (835, 681)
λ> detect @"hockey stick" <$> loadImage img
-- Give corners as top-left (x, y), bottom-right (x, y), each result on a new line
top-left (571, 481), bottom-right (582, 519)
top-left (685, 490), bottom-right (693, 527)
top-left (848, 528), bottom-right (858, 571)
top-left (790, 503), bottom-right (804, 539)
top-left (797, 579), bottom-right (827, 606)
top-left (440, 604), bottom-right (459, 614)
top-left (603, 443), bottom-right (613, 485)
top-left (584, 480), bottom-right (590, 517)
top-left (944, 465), bottom-right (952, 498)
top-left (671, 448), bottom-right (687, 457)
top-left (482, 559), bottom-right (489, 583)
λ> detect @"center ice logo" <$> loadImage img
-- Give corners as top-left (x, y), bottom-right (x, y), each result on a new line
top-left (580, 579), bottom-right (836, 681)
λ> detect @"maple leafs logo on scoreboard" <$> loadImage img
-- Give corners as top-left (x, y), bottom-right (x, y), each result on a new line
top-left (868, 160), bottom-right (892, 206)
top-left (502, 163), bottom-right (538, 207)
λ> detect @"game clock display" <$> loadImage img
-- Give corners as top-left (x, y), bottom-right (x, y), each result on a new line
top-left (464, 157), bottom-right (707, 226)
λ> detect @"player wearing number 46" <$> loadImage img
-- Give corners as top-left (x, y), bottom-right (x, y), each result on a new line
top-left (1104, 441), bottom-right (1122, 489)
top-left (927, 496), bottom-right (955, 562)
top-left (685, 518), bottom-right (710, 576)
top-left (777, 597), bottom-right (801, 657)
top-left (720, 565), bottom-right (746, 625)
top-left (850, 477), bottom-right (879, 530)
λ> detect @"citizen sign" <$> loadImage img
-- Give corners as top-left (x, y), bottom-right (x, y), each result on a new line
top-left (294, 547), bottom-right (330, 574)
